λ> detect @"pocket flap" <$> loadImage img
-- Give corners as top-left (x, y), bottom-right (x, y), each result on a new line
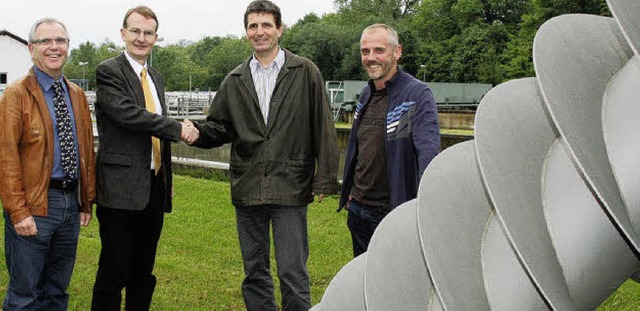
top-left (98, 153), bottom-right (132, 166)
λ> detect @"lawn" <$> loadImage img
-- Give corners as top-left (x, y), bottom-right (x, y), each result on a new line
top-left (0, 174), bottom-right (639, 310)
top-left (0, 175), bottom-right (352, 310)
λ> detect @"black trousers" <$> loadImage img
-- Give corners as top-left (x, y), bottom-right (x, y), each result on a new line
top-left (91, 171), bottom-right (165, 311)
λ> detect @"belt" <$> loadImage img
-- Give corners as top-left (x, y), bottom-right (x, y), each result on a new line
top-left (49, 179), bottom-right (78, 192)
top-left (352, 198), bottom-right (390, 213)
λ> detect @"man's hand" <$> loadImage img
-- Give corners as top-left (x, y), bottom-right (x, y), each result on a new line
top-left (316, 194), bottom-right (326, 203)
top-left (14, 216), bottom-right (37, 236)
top-left (180, 119), bottom-right (199, 144)
top-left (344, 194), bottom-right (352, 210)
top-left (79, 212), bottom-right (92, 227)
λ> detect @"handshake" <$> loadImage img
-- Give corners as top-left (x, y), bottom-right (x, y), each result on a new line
top-left (180, 119), bottom-right (199, 145)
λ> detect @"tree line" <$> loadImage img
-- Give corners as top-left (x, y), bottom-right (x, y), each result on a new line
top-left (63, 0), bottom-right (610, 92)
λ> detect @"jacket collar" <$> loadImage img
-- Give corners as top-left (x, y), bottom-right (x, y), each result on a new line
top-left (116, 52), bottom-right (145, 84)
top-left (113, 53), bottom-right (158, 110)
top-left (385, 66), bottom-right (404, 87)
top-left (250, 48), bottom-right (286, 72)
top-left (123, 51), bottom-right (147, 78)
top-left (25, 68), bottom-right (43, 97)
top-left (366, 66), bottom-right (403, 92)
top-left (231, 48), bottom-right (303, 76)
top-left (26, 64), bottom-right (82, 100)
top-left (32, 66), bottom-right (68, 93)
top-left (228, 48), bottom-right (303, 132)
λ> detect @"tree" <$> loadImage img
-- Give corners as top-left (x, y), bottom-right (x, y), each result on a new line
top-left (189, 36), bottom-right (222, 68)
top-left (336, 0), bottom-right (421, 20)
top-left (282, 16), bottom-right (361, 80)
top-left (64, 40), bottom-right (123, 90)
top-left (204, 37), bottom-right (253, 90)
top-left (501, 0), bottom-right (609, 80)
top-left (411, 0), bottom-right (530, 83)
top-left (61, 0), bottom-right (614, 92)
top-left (65, 41), bottom-right (98, 89)
top-left (153, 44), bottom-right (201, 91)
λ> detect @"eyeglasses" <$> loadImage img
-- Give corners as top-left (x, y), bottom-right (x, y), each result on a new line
top-left (126, 28), bottom-right (156, 39)
top-left (31, 37), bottom-right (70, 47)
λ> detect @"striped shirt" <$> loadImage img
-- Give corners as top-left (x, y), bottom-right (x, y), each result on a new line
top-left (250, 49), bottom-right (285, 124)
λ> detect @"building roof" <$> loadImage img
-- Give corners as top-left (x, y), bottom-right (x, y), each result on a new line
top-left (0, 30), bottom-right (28, 45)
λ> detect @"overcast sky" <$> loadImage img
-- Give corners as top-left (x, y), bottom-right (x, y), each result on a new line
top-left (1, 0), bottom-right (337, 48)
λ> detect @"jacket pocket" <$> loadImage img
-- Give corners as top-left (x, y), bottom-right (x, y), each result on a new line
top-left (96, 153), bottom-right (143, 207)
top-left (23, 123), bottom-right (44, 144)
top-left (98, 153), bottom-right (132, 166)
top-left (286, 159), bottom-right (313, 171)
top-left (284, 159), bottom-right (313, 193)
top-left (230, 162), bottom-right (250, 190)
top-left (229, 162), bottom-right (259, 201)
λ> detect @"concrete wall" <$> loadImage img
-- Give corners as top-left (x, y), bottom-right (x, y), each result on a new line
top-left (438, 112), bottom-right (475, 130)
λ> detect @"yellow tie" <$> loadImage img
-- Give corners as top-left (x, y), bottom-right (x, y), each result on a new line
top-left (141, 68), bottom-right (162, 175)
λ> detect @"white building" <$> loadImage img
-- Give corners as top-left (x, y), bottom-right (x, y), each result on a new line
top-left (0, 30), bottom-right (31, 94)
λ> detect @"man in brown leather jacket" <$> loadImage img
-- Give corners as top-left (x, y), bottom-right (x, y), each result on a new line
top-left (0, 18), bottom-right (95, 310)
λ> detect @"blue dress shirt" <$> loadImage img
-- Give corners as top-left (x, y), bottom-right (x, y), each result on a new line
top-left (33, 66), bottom-right (80, 181)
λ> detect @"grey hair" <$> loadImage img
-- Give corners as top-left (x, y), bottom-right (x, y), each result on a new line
top-left (362, 23), bottom-right (399, 48)
top-left (28, 18), bottom-right (68, 42)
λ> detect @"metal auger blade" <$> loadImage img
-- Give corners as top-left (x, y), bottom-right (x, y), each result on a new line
top-left (602, 56), bottom-right (640, 232)
top-left (542, 138), bottom-right (637, 310)
top-left (533, 14), bottom-right (640, 259)
top-left (607, 0), bottom-right (640, 57)
top-left (474, 78), bottom-right (574, 310)
top-left (364, 199), bottom-right (433, 311)
top-left (416, 140), bottom-right (491, 310)
top-left (482, 211), bottom-right (548, 310)
top-left (318, 253), bottom-right (367, 311)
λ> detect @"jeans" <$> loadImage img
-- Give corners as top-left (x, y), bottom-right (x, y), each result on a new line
top-left (347, 199), bottom-right (390, 257)
top-left (3, 188), bottom-right (80, 311)
top-left (235, 204), bottom-right (310, 311)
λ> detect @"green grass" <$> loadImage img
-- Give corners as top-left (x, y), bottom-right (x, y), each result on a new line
top-left (0, 175), bottom-right (352, 310)
top-left (334, 122), bottom-right (352, 130)
top-left (1, 174), bottom-right (639, 310)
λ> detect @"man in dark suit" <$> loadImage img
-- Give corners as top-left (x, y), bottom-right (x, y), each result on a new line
top-left (90, 6), bottom-right (198, 311)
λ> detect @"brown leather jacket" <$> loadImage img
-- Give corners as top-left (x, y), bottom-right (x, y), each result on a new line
top-left (0, 69), bottom-right (96, 224)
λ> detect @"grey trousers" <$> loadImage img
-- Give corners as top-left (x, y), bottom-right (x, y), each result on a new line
top-left (235, 204), bottom-right (311, 311)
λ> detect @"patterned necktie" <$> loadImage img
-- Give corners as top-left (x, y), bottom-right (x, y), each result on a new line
top-left (141, 68), bottom-right (162, 175)
top-left (52, 81), bottom-right (78, 183)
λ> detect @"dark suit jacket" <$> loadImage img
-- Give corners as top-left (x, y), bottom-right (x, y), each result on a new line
top-left (95, 53), bottom-right (181, 212)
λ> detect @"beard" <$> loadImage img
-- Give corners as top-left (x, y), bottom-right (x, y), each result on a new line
top-left (364, 59), bottom-right (393, 80)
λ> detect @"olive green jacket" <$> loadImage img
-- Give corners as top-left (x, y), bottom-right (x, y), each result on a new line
top-left (195, 49), bottom-right (339, 206)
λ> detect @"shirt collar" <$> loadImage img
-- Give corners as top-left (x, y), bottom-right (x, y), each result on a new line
top-left (250, 48), bottom-right (285, 71)
top-left (33, 65), bottom-right (66, 92)
top-left (124, 51), bottom-right (147, 78)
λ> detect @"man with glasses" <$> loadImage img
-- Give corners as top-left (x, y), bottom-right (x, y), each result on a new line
top-left (0, 18), bottom-right (96, 310)
top-left (90, 6), bottom-right (198, 310)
